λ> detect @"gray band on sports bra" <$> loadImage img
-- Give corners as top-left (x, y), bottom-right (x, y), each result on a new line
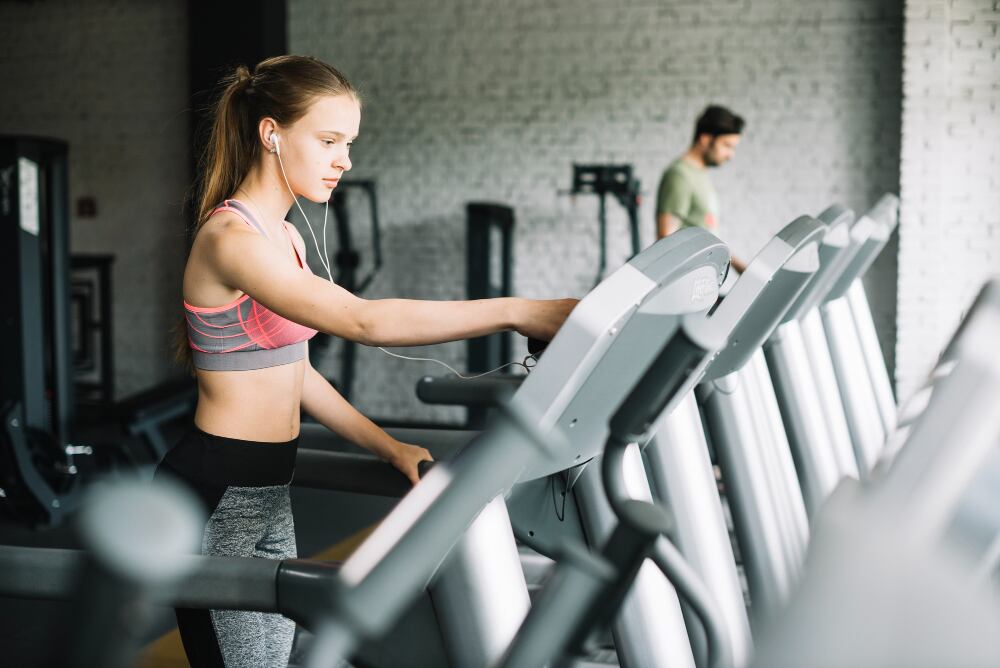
top-left (193, 341), bottom-right (307, 371)
top-left (225, 199), bottom-right (270, 238)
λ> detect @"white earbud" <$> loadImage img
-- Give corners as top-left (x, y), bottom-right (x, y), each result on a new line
top-left (269, 133), bottom-right (280, 155)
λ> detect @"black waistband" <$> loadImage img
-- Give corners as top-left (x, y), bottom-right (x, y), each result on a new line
top-left (162, 425), bottom-right (298, 487)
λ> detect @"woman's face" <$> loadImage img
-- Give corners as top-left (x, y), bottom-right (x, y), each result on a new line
top-left (276, 94), bottom-right (360, 203)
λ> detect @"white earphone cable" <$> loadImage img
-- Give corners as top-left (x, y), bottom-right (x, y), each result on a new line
top-left (272, 137), bottom-right (531, 379)
top-left (274, 138), bottom-right (334, 281)
top-left (376, 347), bottom-right (534, 379)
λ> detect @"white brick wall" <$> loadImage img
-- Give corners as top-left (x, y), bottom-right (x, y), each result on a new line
top-left (289, 0), bottom-right (904, 421)
top-left (897, 0), bottom-right (1000, 399)
top-left (0, 0), bottom-right (189, 399)
top-left (0, 1), bottom-right (918, 418)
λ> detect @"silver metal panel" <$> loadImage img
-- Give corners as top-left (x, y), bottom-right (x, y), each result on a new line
top-left (513, 228), bottom-right (729, 481)
top-left (799, 309), bottom-right (860, 481)
top-left (846, 280), bottom-right (897, 440)
top-left (703, 216), bottom-right (824, 380)
top-left (878, 282), bottom-right (1000, 545)
top-left (645, 392), bottom-right (753, 668)
top-left (738, 362), bottom-right (804, 581)
top-left (822, 213), bottom-right (885, 302)
top-left (846, 194), bottom-right (899, 283)
top-left (700, 372), bottom-right (793, 621)
top-left (786, 205), bottom-right (854, 318)
top-left (333, 405), bottom-right (556, 639)
top-left (429, 495), bottom-right (531, 668)
top-left (747, 349), bottom-right (810, 566)
top-left (575, 446), bottom-right (697, 668)
top-left (764, 320), bottom-right (842, 516)
top-left (820, 296), bottom-right (886, 478)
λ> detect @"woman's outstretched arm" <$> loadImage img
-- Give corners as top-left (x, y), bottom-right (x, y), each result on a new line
top-left (204, 224), bottom-right (576, 346)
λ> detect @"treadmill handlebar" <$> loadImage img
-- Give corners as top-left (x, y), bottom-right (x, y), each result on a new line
top-left (0, 544), bottom-right (283, 611)
top-left (651, 537), bottom-right (734, 668)
top-left (599, 439), bottom-right (734, 668)
top-left (702, 215), bottom-right (826, 379)
top-left (608, 318), bottom-right (719, 443)
top-left (277, 559), bottom-right (344, 630)
top-left (0, 544), bottom-right (353, 638)
top-left (293, 448), bottom-right (435, 497)
top-left (415, 374), bottom-right (523, 407)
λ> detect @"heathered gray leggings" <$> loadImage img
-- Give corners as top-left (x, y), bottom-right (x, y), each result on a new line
top-left (156, 426), bottom-right (300, 668)
top-left (203, 485), bottom-right (297, 667)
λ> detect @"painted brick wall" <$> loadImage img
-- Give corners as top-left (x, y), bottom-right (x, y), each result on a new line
top-left (0, 0), bottom-right (190, 399)
top-left (898, 0), bottom-right (1000, 399)
top-left (289, 0), bottom-right (904, 422)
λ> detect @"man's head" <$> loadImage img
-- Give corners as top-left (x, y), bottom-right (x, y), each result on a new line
top-left (691, 105), bottom-right (744, 167)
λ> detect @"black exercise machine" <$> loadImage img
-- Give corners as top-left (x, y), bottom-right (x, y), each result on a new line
top-left (0, 135), bottom-right (84, 526)
top-left (465, 202), bottom-right (515, 427)
top-left (567, 164), bottom-right (642, 286)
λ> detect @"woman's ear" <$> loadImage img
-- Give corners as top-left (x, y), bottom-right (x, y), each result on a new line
top-left (258, 118), bottom-right (279, 153)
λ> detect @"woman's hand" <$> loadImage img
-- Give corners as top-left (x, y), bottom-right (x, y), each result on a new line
top-left (513, 298), bottom-right (579, 343)
top-left (387, 442), bottom-right (434, 486)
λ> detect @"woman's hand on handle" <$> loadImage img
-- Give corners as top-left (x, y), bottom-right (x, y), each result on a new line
top-left (387, 442), bottom-right (434, 486)
top-left (514, 298), bottom-right (579, 343)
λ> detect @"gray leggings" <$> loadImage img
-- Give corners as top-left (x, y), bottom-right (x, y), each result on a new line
top-left (202, 485), bottom-right (297, 667)
top-left (156, 427), bottom-right (300, 668)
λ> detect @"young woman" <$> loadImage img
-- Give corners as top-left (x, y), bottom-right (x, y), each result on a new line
top-left (154, 55), bottom-right (576, 667)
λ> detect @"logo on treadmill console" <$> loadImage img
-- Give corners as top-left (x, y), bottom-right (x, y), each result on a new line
top-left (691, 276), bottom-right (716, 303)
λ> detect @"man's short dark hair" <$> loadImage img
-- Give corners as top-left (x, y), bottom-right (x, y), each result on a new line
top-left (693, 105), bottom-right (745, 142)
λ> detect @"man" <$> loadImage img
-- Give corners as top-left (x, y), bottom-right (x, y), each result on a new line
top-left (655, 105), bottom-right (747, 273)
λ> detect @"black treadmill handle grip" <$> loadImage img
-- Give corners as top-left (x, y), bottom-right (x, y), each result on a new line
top-left (276, 559), bottom-right (342, 630)
top-left (415, 375), bottom-right (522, 407)
top-left (292, 449), bottom-right (436, 498)
top-left (527, 337), bottom-right (548, 357)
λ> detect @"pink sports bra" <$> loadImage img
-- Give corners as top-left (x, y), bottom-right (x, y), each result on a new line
top-left (184, 199), bottom-right (318, 371)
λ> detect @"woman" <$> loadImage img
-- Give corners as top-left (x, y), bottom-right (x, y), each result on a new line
top-left (156, 55), bottom-right (576, 667)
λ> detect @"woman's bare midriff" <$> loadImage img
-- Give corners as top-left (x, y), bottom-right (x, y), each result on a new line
top-left (193, 360), bottom-right (307, 442)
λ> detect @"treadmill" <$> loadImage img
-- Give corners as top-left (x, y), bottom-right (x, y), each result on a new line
top-left (0, 226), bottom-right (730, 668)
top-left (815, 194), bottom-right (899, 477)
top-left (653, 216), bottom-right (825, 634)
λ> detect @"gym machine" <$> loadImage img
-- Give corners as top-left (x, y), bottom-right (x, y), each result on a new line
top-left (763, 205), bottom-right (860, 515)
top-left (751, 278), bottom-right (1000, 668)
top-left (691, 216), bottom-right (824, 624)
top-left (9, 278), bottom-right (999, 668)
top-left (424, 216), bottom-right (826, 665)
top-left (565, 164), bottom-right (642, 286)
top-left (623, 215), bottom-right (823, 668)
top-left (815, 195), bottom-right (899, 477)
top-left (465, 202), bottom-right (515, 428)
top-left (1, 226), bottom-right (731, 667)
top-left (0, 135), bottom-right (85, 526)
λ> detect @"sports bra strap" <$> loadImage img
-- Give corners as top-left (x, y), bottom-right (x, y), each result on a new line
top-left (214, 199), bottom-right (270, 239)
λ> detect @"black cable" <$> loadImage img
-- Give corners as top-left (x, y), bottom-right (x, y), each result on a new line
top-left (549, 472), bottom-right (568, 522)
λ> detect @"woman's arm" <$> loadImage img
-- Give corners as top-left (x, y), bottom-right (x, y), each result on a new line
top-left (205, 226), bottom-right (575, 346)
top-left (300, 359), bottom-right (431, 485)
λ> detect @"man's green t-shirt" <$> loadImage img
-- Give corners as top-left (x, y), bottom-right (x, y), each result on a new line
top-left (655, 158), bottom-right (720, 231)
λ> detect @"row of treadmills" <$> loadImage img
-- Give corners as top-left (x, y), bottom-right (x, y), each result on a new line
top-left (3, 193), bottom-right (1000, 668)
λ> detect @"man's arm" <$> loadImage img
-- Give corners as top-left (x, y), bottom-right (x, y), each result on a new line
top-left (655, 167), bottom-right (691, 240)
top-left (656, 212), bottom-right (684, 240)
